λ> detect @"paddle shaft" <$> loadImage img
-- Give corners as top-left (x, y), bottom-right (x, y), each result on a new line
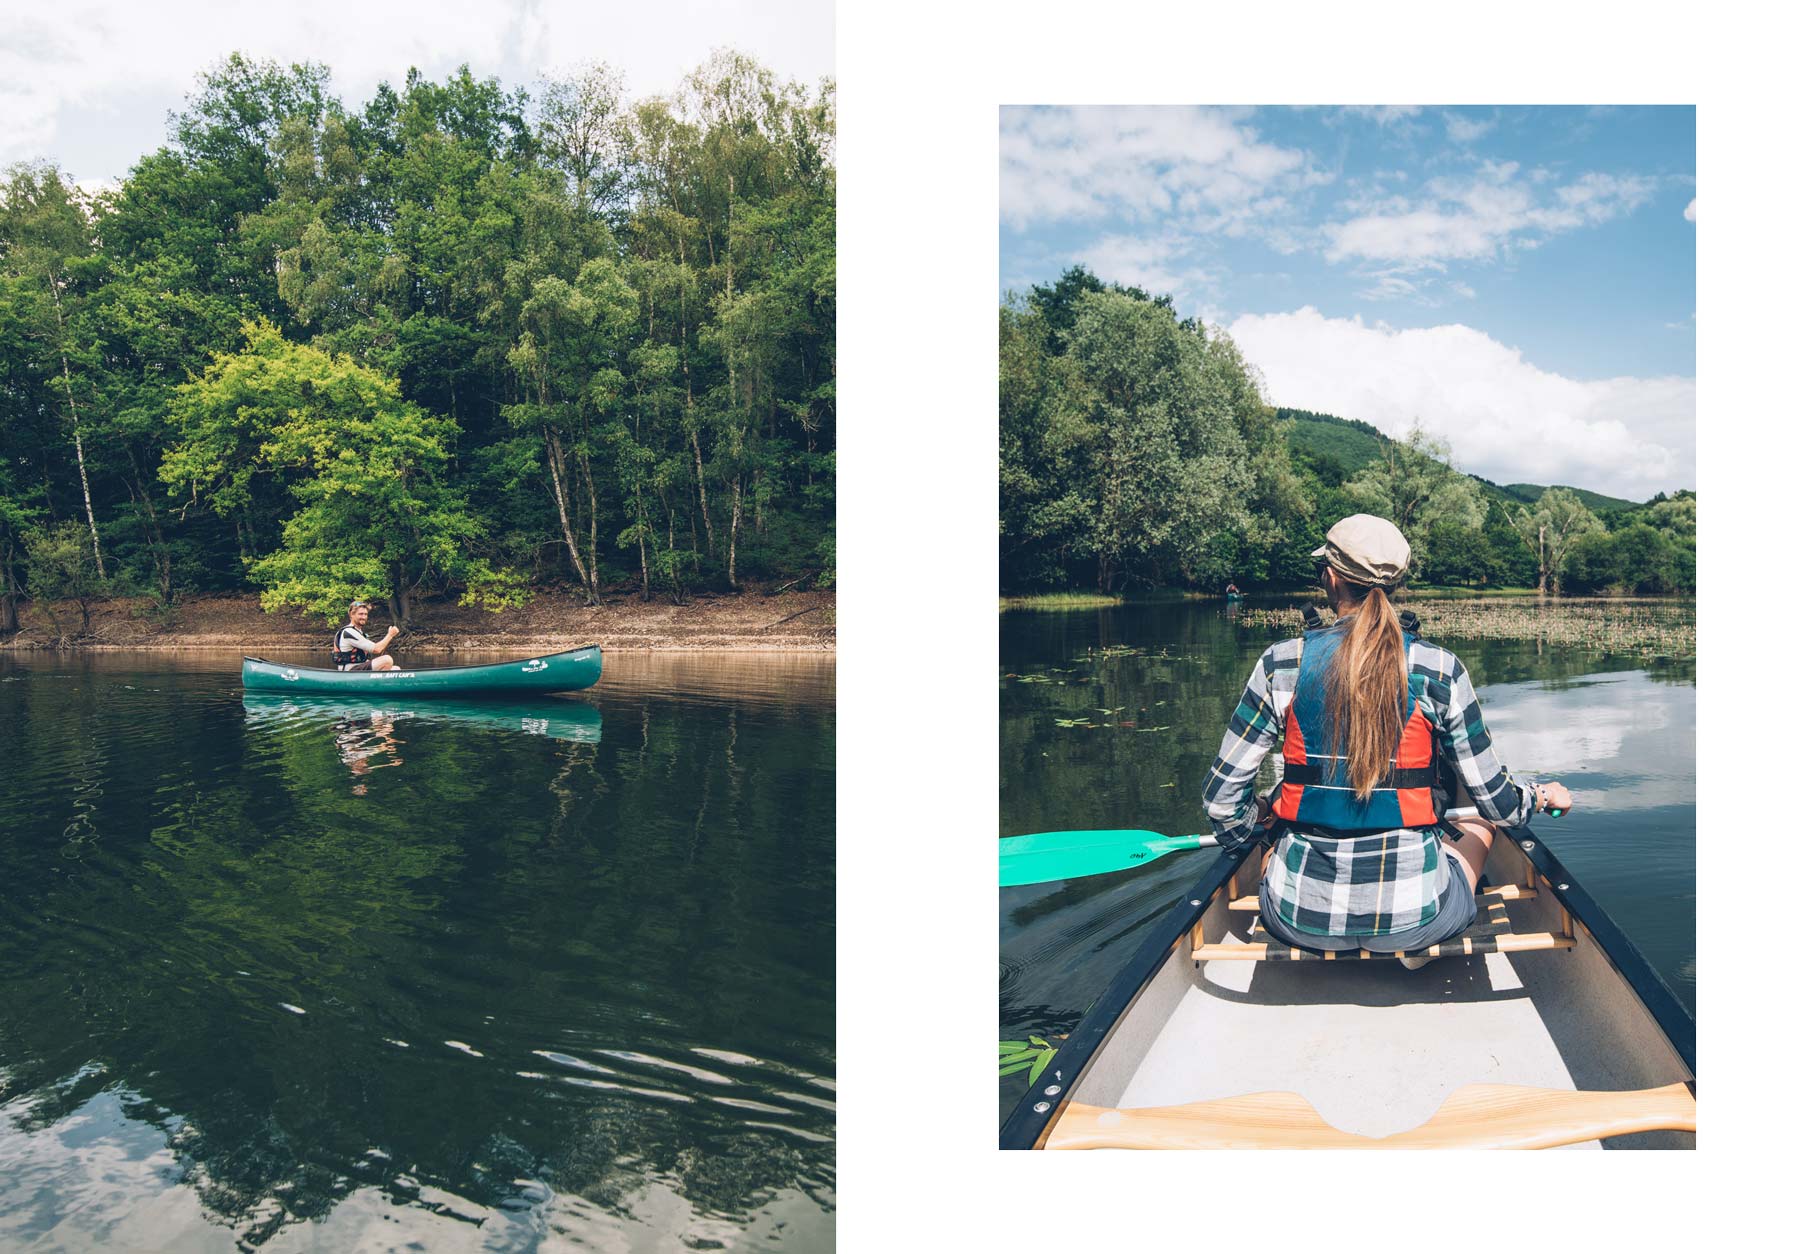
top-left (1000, 803), bottom-right (1561, 888)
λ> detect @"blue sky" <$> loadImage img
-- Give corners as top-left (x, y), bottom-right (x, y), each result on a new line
top-left (1000, 106), bottom-right (1695, 499)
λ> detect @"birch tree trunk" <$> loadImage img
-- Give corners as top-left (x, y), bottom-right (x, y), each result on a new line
top-left (677, 238), bottom-right (713, 553)
top-left (727, 476), bottom-right (742, 589)
top-left (1, 538), bottom-right (19, 634)
top-left (544, 428), bottom-right (593, 600)
top-left (577, 444), bottom-right (599, 597)
top-left (48, 283), bottom-right (105, 578)
top-left (692, 429), bottom-right (713, 551)
top-left (636, 486), bottom-right (650, 601)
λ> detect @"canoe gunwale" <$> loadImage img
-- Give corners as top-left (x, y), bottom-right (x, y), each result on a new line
top-left (997, 821), bottom-right (1694, 1150)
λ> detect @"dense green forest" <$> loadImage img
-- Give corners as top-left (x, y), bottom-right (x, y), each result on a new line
top-left (1000, 267), bottom-right (1694, 597)
top-left (0, 50), bottom-right (834, 633)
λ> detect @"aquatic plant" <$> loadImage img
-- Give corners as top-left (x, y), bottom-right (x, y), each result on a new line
top-left (999, 1037), bottom-right (1058, 1085)
top-left (1239, 597), bottom-right (1695, 660)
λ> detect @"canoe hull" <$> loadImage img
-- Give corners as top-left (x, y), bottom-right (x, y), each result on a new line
top-left (242, 647), bottom-right (602, 696)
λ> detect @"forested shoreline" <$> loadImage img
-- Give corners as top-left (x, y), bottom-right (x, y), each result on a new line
top-left (1, 50), bottom-right (834, 640)
top-left (1000, 268), bottom-right (1694, 598)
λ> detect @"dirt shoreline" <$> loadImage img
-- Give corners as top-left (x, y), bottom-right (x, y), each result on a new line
top-left (1, 589), bottom-right (835, 654)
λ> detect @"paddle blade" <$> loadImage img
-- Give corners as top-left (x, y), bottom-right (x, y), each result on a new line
top-left (998, 830), bottom-right (1213, 888)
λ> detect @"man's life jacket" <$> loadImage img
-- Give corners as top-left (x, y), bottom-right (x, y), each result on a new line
top-left (330, 626), bottom-right (370, 668)
top-left (1271, 621), bottom-right (1441, 831)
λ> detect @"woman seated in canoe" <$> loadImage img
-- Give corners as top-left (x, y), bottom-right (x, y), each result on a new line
top-left (331, 599), bottom-right (400, 672)
top-left (1202, 514), bottom-right (1573, 966)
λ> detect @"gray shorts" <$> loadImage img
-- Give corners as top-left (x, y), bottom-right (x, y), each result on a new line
top-left (1258, 853), bottom-right (1479, 953)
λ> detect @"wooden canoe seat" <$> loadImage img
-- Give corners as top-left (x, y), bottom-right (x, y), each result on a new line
top-left (1045, 1082), bottom-right (1697, 1151)
top-left (1225, 881), bottom-right (1538, 911)
top-left (1196, 881), bottom-right (1573, 963)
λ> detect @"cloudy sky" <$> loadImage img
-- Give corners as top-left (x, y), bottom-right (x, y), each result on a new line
top-left (1, 0), bottom-right (834, 185)
top-left (1000, 106), bottom-right (1696, 500)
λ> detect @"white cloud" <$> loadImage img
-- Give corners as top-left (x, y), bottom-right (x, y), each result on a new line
top-left (1355, 271), bottom-right (1428, 303)
top-left (0, 0), bottom-right (834, 175)
top-left (1225, 307), bottom-right (1693, 499)
top-left (1683, 197), bottom-right (1696, 222)
top-left (1443, 112), bottom-right (1495, 144)
top-left (1000, 106), bottom-right (1324, 237)
top-left (1343, 106), bottom-right (1424, 127)
top-left (1073, 233), bottom-right (1214, 307)
top-left (1323, 162), bottom-right (1659, 267)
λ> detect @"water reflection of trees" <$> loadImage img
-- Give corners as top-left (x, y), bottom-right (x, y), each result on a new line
top-left (0, 673), bottom-right (834, 1245)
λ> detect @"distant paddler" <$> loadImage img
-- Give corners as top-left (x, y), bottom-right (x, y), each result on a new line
top-left (330, 598), bottom-right (400, 672)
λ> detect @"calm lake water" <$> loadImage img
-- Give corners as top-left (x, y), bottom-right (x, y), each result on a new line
top-left (0, 650), bottom-right (834, 1251)
top-left (999, 599), bottom-right (1695, 1121)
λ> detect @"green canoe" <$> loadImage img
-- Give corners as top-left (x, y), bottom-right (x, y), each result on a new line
top-left (241, 646), bottom-right (602, 696)
top-left (242, 694), bottom-right (602, 743)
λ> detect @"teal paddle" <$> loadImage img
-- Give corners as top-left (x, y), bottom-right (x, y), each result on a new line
top-left (997, 804), bottom-right (1563, 888)
top-left (998, 830), bottom-right (1219, 887)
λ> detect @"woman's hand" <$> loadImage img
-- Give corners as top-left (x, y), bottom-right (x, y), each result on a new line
top-left (1535, 782), bottom-right (1573, 814)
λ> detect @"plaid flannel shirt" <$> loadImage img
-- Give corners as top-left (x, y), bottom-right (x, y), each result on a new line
top-left (1202, 631), bottom-right (1537, 937)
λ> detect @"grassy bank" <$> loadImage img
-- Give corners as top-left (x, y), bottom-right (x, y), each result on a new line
top-left (999, 592), bottom-right (1125, 611)
top-left (1239, 596), bottom-right (1694, 659)
top-left (1399, 584), bottom-right (1542, 599)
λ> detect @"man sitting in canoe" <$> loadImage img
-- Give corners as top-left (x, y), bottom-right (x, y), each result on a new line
top-left (1202, 514), bottom-right (1573, 967)
top-left (331, 599), bottom-right (400, 672)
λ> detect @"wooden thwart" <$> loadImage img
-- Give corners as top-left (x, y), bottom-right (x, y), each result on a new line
top-left (1225, 883), bottom-right (1538, 913)
top-left (1195, 931), bottom-right (1575, 962)
top-left (1199, 881), bottom-right (1572, 962)
top-left (1045, 1082), bottom-right (1697, 1151)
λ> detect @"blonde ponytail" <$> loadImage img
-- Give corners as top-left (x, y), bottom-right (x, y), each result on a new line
top-left (1323, 585), bottom-right (1408, 801)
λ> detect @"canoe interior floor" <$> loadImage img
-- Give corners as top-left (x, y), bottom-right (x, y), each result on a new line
top-left (1119, 949), bottom-right (1607, 1148)
top-left (1076, 914), bottom-right (1691, 1148)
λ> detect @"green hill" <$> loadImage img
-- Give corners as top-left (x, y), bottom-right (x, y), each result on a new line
top-left (1494, 482), bottom-right (1639, 513)
top-left (1275, 408), bottom-right (1387, 472)
top-left (1276, 408), bottom-right (1646, 510)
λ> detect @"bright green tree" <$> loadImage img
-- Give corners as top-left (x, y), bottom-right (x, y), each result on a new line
top-left (1420, 518), bottom-right (1498, 586)
top-left (1504, 487), bottom-right (1604, 595)
top-left (1341, 426), bottom-right (1486, 572)
top-left (1064, 290), bottom-right (1254, 590)
top-left (164, 321), bottom-right (522, 622)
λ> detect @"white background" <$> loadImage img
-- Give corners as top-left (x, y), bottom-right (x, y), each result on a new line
top-left (840, 0), bottom-right (1782, 1244)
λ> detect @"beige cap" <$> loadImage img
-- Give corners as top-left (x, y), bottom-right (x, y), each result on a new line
top-left (1311, 514), bottom-right (1411, 587)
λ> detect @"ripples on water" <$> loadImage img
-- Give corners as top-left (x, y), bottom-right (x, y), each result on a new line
top-left (998, 601), bottom-right (1695, 1123)
top-left (0, 652), bottom-right (835, 1250)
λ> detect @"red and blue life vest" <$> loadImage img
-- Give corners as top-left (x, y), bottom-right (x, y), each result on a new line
top-left (1271, 624), bottom-right (1441, 832)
